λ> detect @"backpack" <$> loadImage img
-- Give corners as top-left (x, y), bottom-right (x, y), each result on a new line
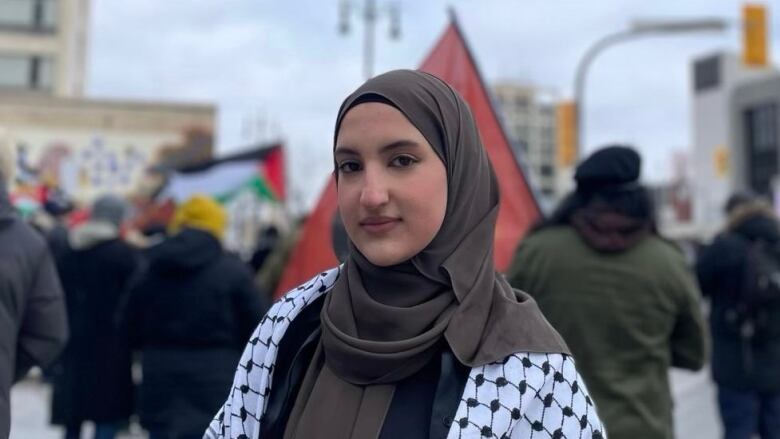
top-left (742, 239), bottom-right (780, 308)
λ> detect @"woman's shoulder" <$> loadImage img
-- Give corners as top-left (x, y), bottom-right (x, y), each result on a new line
top-left (267, 267), bottom-right (341, 319)
top-left (255, 267), bottom-right (341, 343)
top-left (203, 267), bottom-right (342, 439)
top-left (456, 352), bottom-right (604, 438)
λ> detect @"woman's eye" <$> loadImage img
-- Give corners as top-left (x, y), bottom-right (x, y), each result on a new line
top-left (390, 155), bottom-right (417, 168)
top-left (338, 161), bottom-right (361, 174)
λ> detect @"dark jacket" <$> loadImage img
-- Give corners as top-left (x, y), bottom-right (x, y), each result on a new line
top-left (259, 294), bottom-right (469, 439)
top-left (508, 225), bottom-right (706, 439)
top-left (125, 228), bottom-right (268, 436)
top-left (696, 203), bottom-right (780, 392)
top-left (50, 222), bottom-right (140, 425)
top-left (0, 183), bottom-right (68, 439)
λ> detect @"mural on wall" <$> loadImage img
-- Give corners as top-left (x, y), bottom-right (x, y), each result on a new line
top-left (10, 126), bottom-right (214, 204)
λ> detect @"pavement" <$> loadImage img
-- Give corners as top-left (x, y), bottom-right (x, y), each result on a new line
top-left (10, 367), bottom-right (722, 439)
top-left (9, 379), bottom-right (145, 439)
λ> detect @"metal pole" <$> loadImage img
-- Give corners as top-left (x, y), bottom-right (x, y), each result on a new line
top-left (363, 0), bottom-right (376, 80)
top-left (573, 30), bottom-right (639, 159)
top-left (573, 19), bottom-right (727, 159)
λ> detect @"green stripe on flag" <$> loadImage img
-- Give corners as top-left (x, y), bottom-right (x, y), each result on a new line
top-left (216, 175), bottom-right (279, 204)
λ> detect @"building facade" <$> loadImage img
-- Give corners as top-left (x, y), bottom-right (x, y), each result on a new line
top-left (0, 0), bottom-right (89, 97)
top-left (493, 82), bottom-right (559, 203)
top-left (1, 93), bottom-right (215, 202)
top-left (0, 0), bottom-right (217, 203)
top-left (690, 51), bottom-right (779, 238)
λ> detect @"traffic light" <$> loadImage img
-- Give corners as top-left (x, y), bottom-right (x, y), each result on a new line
top-left (743, 4), bottom-right (768, 67)
top-left (713, 146), bottom-right (730, 178)
top-left (556, 101), bottom-right (577, 167)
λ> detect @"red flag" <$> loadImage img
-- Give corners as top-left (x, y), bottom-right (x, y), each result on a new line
top-left (275, 12), bottom-right (541, 297)
top-left (275, 178), bottom-right (338, 296)
top-left (420, 12), bottom-right (541, 270)
top-left (261, 146), bottom-right (286, 200)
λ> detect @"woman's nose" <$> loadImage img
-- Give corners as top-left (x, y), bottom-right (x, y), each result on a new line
top-left (359, 169), bottom-right (389, 208)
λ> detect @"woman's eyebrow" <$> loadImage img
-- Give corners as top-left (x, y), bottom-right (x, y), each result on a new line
top-left (335, 140), bottom-right (420, 157)
top-left (379, 139), bottom-right (420, 153)
top-left (334, 146), bottom-right (359, 156)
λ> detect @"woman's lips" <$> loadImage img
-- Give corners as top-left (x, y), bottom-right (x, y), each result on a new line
top-left (359, 217), bottom-right (401, 233)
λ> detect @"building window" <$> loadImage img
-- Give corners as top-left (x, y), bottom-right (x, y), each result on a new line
top-left (0, 54), bottom-right (54, 90)
top-left (514, 95), bottom-right (529, 111)
top-left (0, 0), bottom-right (57, 32)
top-left (744, 103), bottom-right (778, 196)
top-left (539, 164), bottom-right (554, 177)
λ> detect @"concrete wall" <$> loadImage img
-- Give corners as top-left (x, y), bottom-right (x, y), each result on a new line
top-left (0, 0), bottom-right (89, 96)
top-left (690, 51), bottom-right (777, 238)
top-left (0, 93), bottom-right (215, 202)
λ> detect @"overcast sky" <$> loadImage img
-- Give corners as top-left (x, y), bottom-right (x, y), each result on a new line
top-left (86, 0), bottom-right (780, 210)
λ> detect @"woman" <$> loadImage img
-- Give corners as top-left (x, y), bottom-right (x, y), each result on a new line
top-left (205, 70), bottom-right (604, 439)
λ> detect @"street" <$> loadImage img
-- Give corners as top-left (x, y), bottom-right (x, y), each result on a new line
top-left (11, 367), bottom-right (721, 439)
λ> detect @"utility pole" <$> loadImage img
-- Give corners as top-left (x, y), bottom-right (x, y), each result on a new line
top-left (339, 0), bottom-right (401, 80)
top-left (572, 18), bottom-right (727, 159)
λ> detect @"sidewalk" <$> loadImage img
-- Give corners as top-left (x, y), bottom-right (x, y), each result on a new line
top-left (9, 380), bottom-right (145, 439)
top-left (11, 367), bottom-right (722, 439)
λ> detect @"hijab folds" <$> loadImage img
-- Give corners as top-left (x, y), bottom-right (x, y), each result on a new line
top-left (284, 70), bottom-right (568, 439)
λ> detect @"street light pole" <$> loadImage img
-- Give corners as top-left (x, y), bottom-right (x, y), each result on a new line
top-left (363, 0), bottom-right (376, 80)
top-left (339, 0), bottom-right (401, 81)
top-left (573, 18), bottom-right (728, 159)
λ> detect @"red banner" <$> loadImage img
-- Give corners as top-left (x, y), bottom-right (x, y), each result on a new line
top-left (419, 16), bottom-right (541, 270)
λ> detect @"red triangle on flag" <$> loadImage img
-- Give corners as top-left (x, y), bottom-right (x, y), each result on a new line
top-left (260, 145), bottom-right (286, 200)
top-left (275, 178), bottom-right (338, 296)
top-left (275, 12), bottom-right (541, 297)
top-left (419, 12), bottom-right (541, 271)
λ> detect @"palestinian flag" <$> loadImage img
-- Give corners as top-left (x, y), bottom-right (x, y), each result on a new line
top-left (168, 142), bottom-right (285, 203)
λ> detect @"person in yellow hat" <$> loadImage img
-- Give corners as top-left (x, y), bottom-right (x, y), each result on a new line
top-left (168, 194), bottom-right (227, 241)
top-left (123, 194), bottom-right (269, 439)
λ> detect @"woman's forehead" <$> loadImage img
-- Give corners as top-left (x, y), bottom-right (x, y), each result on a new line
top-left (336, 101), bottom-right (447, 162)
top-left (337, 103), bottom-right (422, 142)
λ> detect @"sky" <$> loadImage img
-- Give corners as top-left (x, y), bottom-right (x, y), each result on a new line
top-left (86, 0), bottom-right (780, 211)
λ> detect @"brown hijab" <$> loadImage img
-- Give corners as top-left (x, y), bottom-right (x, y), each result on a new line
top-left (284, 70), bottom-right (568, 439)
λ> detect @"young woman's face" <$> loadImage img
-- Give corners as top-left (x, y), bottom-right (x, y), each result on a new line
top-left (335, 102), bottom-right (448, 267)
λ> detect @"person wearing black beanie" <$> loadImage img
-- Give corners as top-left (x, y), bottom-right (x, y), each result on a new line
top-left (507, 144), bottom-right (707, 439)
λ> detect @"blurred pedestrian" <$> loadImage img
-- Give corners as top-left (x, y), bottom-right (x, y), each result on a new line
top-left (50, 194), bottom-right (139, 439)
top-left (254, 216), bottom-right (304, 296)
top-left (0, 145), bottom-right (68, 439)
top-left (507, 145), bottom-right (707, 439)
top-left (696, 193), bottom-right (780, 439)
top-left (124, 195), bottom-right (268, 439)
top-left (248, 224), bottom-right (280, 273)
top-left (29, 187), bottom-right (75, 263)
top-left (206, 69), bottom-right (604, 439)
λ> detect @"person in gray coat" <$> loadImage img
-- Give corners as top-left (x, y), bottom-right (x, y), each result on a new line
top-left (0, 146), bottom-right (69, 439)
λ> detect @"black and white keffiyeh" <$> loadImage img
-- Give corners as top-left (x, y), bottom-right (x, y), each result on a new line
top-left (205, 269), bottom-right (605, 439)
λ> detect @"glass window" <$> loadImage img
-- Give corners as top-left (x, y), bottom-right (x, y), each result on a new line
top-left (745, 103), bottom-right (778, 195)
top-left (0, 54), bottom-right (54, 90)
top-left (0, 0), bottom-right (57, 31)
top-left (514, 95), bottom-right (529, 111)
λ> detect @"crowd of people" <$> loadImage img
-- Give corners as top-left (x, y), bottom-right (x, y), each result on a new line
top-left (1, 69), bottom-right (780, 439)
top-left (0, 145), bottom-right (272, 439)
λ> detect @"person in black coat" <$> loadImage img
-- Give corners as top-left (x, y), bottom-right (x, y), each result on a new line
top-left (124, 195), bottom-right (269, 439)
top-left (50, 194), bottom-right (139, 439)
top-left (696, 194), bottom-right (780, 439)
top-left (0, 149), bottom-right (68, 439)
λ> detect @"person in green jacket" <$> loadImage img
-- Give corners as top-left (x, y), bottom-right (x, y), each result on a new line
top-left (507, 145), bottom-right (707, 439)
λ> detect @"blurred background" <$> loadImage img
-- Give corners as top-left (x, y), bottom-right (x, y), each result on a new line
top-left (2, 0), bottom-right (778, 438)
